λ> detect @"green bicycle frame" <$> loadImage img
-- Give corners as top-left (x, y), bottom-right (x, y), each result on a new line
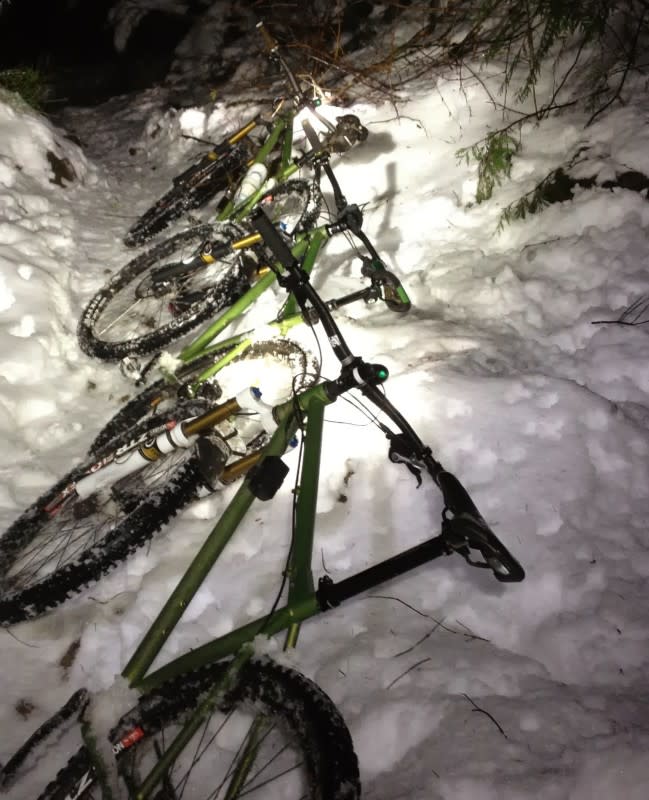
top-left (216, 110), bottom-right (300, 222)
top-left (114, 361), bottom-right (472, 798)
top-left (122, 381), bottom-right (332, 689)
top-left (178, 226), bottom-right (329, 364)
top-left (117, 385), bottom-right (332, 800)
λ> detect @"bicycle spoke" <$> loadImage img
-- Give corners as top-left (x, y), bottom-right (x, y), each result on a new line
top-left (173, 711), bottom-right (230, 798)
top-left (238, 764), bottom-right (307, 798)
top-left (95, 297), bottom-right (144, 338)
top-left (132, 705), bottom-right (312, 800)
top-left (237, 741), bottom-right (304, 796)
top-left (1, 447), bottom-right (193, 599)
top-left (85, 226), bottom-right (244, 353)
top-left (4, 496), bottom-right (118, 586)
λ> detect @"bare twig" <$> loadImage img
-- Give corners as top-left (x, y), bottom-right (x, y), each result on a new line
top-left (367, 594), bottom-right (431, 618)
top-left (592, 294), bottom-right (649, 326)
top-left (391, 621), bottom-right (444, 658)
top-left (366, 595), bottom-right (489, 641)
top-left (587, 8), bottom-right (648, 125)
top-left (387, 657), bottom-right (432, 689)
top-left (459, 60), bottom-right (500, 110)
top-left (320, 548), bottom-right (331, 574)
top-left (463, 693), bottom-right (508, 738)
top-left (453, 619), bottom-right (489, 643)
top-left (87, 591), bottom-right (130, 606)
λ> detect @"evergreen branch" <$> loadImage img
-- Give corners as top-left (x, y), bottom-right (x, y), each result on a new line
top-left (587, 6), bottom-right (648, 125)
top-left (457, 130), bottom-right (521, 203)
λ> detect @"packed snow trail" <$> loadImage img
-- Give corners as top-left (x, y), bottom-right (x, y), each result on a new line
top-left (1, 62), bottom-right (649, 800)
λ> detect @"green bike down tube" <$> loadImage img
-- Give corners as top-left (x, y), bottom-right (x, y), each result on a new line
top-left (123, 384), bottom-right (332, 688)
top-left (179, 228), bottom-right (327, 363)
top-left (197, 311), bottom-right (304, 362)
top-left (216, 115), bottom-right (300, 222)
top-left (179, 268), bottom-right (278, 362)
top-left (188, 312), bottom-right (305, 394)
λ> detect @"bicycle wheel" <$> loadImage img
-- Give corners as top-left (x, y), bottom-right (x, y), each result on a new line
top-left (90, 338), bottom-right (321, 455)
top-left (0, 407), bottom-right (208, 626)
top-left (78, 222), bottom-right (251, 361)
top-left (123, 144), bottom-right (249, 248)
top-left (39, 657), bottom-right (360, 799)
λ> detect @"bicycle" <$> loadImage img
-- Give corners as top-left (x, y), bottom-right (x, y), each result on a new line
top-left (79, 108), bottom-right (371, 364)
top-left (77, 115), bottom-right (400, 378)
top-left (0, 206), bottom-right (525, 800)
top-left (122, 22), bottom-right (367, 249)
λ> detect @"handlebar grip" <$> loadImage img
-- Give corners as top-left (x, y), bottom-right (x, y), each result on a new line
top-left (256, 21), bottom-right (279, 52)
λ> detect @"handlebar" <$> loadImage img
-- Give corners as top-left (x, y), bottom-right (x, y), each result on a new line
top-left (256, 21), bottom-right (307, 110)
top-left (257, 22), bottom-right (337, 134)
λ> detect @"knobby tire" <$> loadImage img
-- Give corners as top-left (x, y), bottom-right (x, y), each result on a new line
top-left (38, 657), bottom-right (360, 799)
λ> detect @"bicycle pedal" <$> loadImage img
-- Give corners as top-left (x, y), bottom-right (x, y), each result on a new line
top-left (120, 356), bottom-right (144, 383)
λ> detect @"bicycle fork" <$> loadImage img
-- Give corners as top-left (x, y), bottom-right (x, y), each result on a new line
top-left (46, 392), bottom-right (278, 516)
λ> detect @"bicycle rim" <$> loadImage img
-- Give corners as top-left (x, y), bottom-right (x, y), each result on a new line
top-left (124, 144), bottom-right (249, 248)
top-left (121, 701), bottom-right (317, 797)
top-left (0, 411), bottom-right (207, 625)
top-left (78, 222), bottom-right (248, 361)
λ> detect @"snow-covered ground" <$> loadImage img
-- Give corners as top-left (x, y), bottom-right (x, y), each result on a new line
top-left (2, 39), bottom-right (649, 800)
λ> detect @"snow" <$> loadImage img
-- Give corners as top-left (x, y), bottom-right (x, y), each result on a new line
top-left (2, 26), bottom-right (649, 800)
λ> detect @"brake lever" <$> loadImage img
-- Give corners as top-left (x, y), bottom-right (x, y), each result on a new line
top-left (387, 433), bottom-right (423, 487)
top-left (441, 512), bottom-right (525, 582)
